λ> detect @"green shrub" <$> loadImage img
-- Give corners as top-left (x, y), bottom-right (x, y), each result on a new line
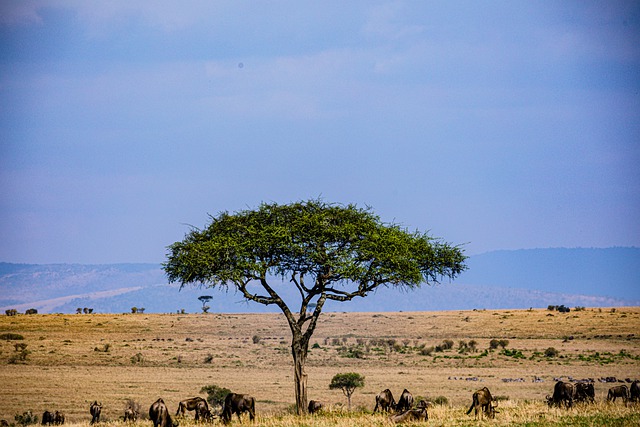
top-left (201, 384), bottom-right (232, 407)
top-left (432, 396), bottom-right (449, 405)
top-left (544, 347), bottom-right (560, 358)
top-left (0, 333), bottom-right (24, 340)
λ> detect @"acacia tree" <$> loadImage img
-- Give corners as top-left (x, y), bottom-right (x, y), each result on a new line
top-left (164, 199), bottom-right (466, 414)
top-left (330, 372), bottom-right (365, 410)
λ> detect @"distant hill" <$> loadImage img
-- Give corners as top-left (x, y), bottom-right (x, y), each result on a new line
top-left (458, 247), bottom-right (640, 300)
top-left (0, 247), bottom-right (638, 314)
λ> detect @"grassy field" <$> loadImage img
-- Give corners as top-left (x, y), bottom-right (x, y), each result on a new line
top-left (1, 307), bottom-right (639, 425)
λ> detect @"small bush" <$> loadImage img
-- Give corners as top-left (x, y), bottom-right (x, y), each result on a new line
top-left (544, 347), bottom-right (560, 358)
top-left (201, 384), bottom-right (232, 407)
top-left (203, 354), bottom-right (214, 364)
top-left (432, 396), bottom-right (449, 405)
top-left (420, 346), bottom-right (435, 356)
top-left (131, 353), bottom-right (144, 364)
top-left (0, 333), bottom-right (24, 340)
top-left (441, 339), bottom-right (454, 350)
top-left (252, 335), bottom-right (261, 344)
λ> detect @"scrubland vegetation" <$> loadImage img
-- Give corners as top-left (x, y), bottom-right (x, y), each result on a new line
top-left (1, 307), bottom-right (639, 425)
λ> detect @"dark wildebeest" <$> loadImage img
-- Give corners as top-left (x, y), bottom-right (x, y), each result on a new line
top-left (608, 385), bottom-right (629, 403)
top-left (53, 411), bottom-right (65, 425)
top-left (547, 381), bottom-right (576, 408)
top-left (195, 400), bottom-right (213, 422)
top-left (149, 398), bottom-right (176, 427)
top-left (308, 400), bottom-right (323, 414)
top-left (123, 408), bottom-right (137, 422)
top-left (396, 389), bottom-right (414, 413)
top-left (466, 387), bottom-right (498, 420)
top-left (630, 380), bottom-right (640, 403)
top-left (389, 400), bottom-right (430, 424)
top-left (176, 397), bottom-right (209, 420)
top-left (221, 393), bottom-right (255, 424)
top-left (574, 382), bottom-right (595, 403)
top-left (42, 411), bottom-right (55, 425)
top-left (90, 402), bottom-right (102, 424)
top-left (373, 389), bottom-right (396, 413)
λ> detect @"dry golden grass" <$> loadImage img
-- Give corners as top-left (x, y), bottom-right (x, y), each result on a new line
top-left (1, 307), bottom-right (639, 425)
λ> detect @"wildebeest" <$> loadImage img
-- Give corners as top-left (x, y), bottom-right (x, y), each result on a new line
top-left (373, 389), bottom-right (396, 413)
top-left (547, 381), bottom-right (576, 408)
top-left (630, 380), bottom-right (640, 403)
top-left (90, 402), bottom-right (102, 424)
top-left (195, 400), bottom-right (213, 422)
top-left (42, 411), bottom-right (55, 425)
top-left (221, 393), bottom-right (255, 424)
top-left (389, 400), bottom-right (430, 424)
top-left (149, 398), bottom-right (176, 427)
top-left (396, 389), bottom-right (414, 413)
top-left (574, 382), bottom-right (595, 403)
top-left (123, 408), bottom-right (137, 422)
top-left (608, 385), bottom-right (629, 403)
top-left (53, 411), bottom-right (64, 425)
top-left (308, 400), bottom-right (323, 414)
top-left (175, 397), bottom-right (209, 420)
top-left (466, 387), bottom-right (497, 420)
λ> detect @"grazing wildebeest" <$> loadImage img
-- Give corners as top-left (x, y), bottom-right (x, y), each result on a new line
top-left (195, 400), bottom-right (213, 422)
top-left (396, 389), bottom-right (414, 413)
top-left (608, 385), bottom-right (629, 403)
top-left (123, 408), bottom-right (137, 422)
top-left (221, 393), bottom-right (255, 424)
top-left (42, 411), bottom-right (55, 425)
top-left (630, 380), bottom-right (640, 403)
top-left (547, 381), bottom-right (576, 408)
top-left (389, 400), bottom-right (430, 424)
top-left (90, 402), bottom-right (102, 424)
top-left (466, 387), bottom-right (497, 420)
top-left (307, 400), bottom-right (323, 414)
top-left (53, 411), bottom-right (65, 425)
top-left (373, 389), bottom-right (396, 413)
top-left (176, 397), bottom-right (208, 420)
top-left (574, 382), bottom-right (595, 403)
top-left (149, 398), bottom-right (176, 427)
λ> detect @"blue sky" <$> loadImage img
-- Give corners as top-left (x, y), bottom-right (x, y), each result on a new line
top-left (1, 1), bottom-right (639, 264)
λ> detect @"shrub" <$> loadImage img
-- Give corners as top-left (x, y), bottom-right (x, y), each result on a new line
top-left (203, 354), bottom-right (214, 364)
top-left (441, 339), bottom-right (454, 350)
top-left (201, 384), bottom-right (232, 407)
top-left (0, 333), bottom-right (24, 340)
top-left (131, 353), bottom-right (144, 364)
top-left (5, 309), bottom-right (18, 316)
top-left (432, 396), bottom-right (449, 405)
top-left (252, 335), bottom-right (261, 344)
top-left (544, 347), bottom-right (560, 358)
top-left (420, 346), bottom-right (435, 356)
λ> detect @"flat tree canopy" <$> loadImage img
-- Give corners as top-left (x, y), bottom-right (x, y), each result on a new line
top-left (164, 199), bottom-right (466, 413)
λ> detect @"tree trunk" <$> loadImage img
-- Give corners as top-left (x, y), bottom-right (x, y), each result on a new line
top-left (292, 337), bottom-right (309, 414)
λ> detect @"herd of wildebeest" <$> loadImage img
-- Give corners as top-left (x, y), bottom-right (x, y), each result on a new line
top-left (3, 378), bottom-right (638, 425)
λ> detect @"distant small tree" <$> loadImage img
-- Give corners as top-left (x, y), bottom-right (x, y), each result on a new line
top-left (131, 307), bottom-right (138, 314)
top-left (329, 372), bottom-right (365, 410)
top-left (138, 307), bottom-right (145, 314)
top-left (198, 295), bottom-right (213, 313)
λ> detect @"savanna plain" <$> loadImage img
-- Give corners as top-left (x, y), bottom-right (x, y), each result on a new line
top-left (1, 307), bottom-right (639, 426)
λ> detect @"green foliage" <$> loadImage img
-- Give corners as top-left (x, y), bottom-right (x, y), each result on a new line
top-left (200, 384), bottom-right (232, 407)
top-left (544, 347), bottom-right (560, 358)
top-left (0, 333), bottom-right (24, 340)
top-left (502, 348), bottom-right (525, 359)
top-left (330, 372), bottom-right (365, 409)
top-left (432, 396), bottom-right (449, 405)
top-left (164, 199), bottom-right (467, 300)
top-left (330, 372), bottom-right (365, 391)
